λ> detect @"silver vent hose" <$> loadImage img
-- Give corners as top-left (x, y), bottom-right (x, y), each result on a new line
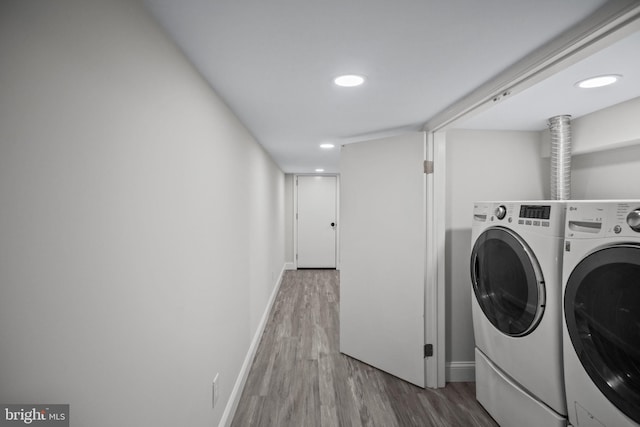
top-left (548, 115), bottom-right (572, 200)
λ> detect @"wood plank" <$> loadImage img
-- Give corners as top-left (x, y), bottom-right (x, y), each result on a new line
top-left (231, 270), bottom-right (497, 427)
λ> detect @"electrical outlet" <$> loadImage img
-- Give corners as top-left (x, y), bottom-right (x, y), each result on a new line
top-left (212, 374), bottom-right (219, 408)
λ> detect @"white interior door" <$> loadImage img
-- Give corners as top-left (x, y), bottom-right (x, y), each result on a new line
top-left (296, 175), bottom-right (337, 268)
top-left (339, 132), bottom-right (426, 387)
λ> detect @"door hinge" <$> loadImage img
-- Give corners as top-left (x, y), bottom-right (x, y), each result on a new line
top-left (424, 344), bottom-right (433, 358)
top-left (423, 160), bottom-right (434, 175)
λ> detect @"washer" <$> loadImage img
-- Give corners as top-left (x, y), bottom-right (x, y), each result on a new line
top-left (563, 200), bottom-right (640, 427)
top-left (470, 201), bottom-right (567, 427)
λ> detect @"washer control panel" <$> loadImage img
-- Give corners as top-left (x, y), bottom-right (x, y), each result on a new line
top-left (566, 201), bottom-right (640, 238)
top-left (627, 209), bottom-right (640, 232)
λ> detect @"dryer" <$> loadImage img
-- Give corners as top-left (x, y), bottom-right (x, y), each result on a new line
top-left (563, 200), bottom-right (640, 427)
top-left (470, 201), bottom-right (567, 427)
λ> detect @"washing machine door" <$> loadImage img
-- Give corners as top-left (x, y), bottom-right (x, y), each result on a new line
top-left (470, 226), bottom-right (545, 337)
top-left (564, 244), bottom-right (640, 424)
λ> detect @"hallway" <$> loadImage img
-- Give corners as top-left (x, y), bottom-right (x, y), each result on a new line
top-left (231, 270), bottom-right (497, 426)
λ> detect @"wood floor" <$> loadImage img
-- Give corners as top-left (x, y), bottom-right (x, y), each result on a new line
top-left (231, 269), bottom-right (498, 427)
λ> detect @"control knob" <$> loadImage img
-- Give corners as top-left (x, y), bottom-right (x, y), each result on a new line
top-left (627, 208), bottom-right (640, 232)
top-left (495, 205), bottom-right (507, 220)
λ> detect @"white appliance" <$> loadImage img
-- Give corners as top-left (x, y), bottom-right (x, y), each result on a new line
top-left (563, 200), bottom-right (640, 427)
top-left (470, 201), bottom-right (567, 427)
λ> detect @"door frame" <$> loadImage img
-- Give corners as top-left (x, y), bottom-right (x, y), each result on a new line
top-left (425, 131), bottom-right (446, 388)
top-left (293, 174), bottom-right (340, 270)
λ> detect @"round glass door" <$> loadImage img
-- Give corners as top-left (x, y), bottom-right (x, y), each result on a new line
top-left (470, 227), bottom-right (545, 337)
top-left (564, 244), bottom-right (640, 424)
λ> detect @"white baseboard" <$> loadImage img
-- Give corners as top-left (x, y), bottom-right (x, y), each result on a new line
top-left (218, 264), bottom-right (286, 427)
top-left (446, 361), bottom-right (476, 382)
top-left (284, 262), bottom-right (296, 270)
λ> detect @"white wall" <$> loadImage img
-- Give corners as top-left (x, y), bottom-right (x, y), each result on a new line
top-left (284, 174), bottom-right (296, 268)
top-left (559, 96), bottom-right (640, 199)
top-left (0, 1), bottom-right (284, 426)
top-left (571, 143), bottom-right (640, 199)
top-left (444, 130), bottom-right (547, 377)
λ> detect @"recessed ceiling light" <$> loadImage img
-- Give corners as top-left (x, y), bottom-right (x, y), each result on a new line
top-left (315, 168), bottom-right (325, 172)
top-left (320, 143), bottom-right (335, 149)
top-left (334, 74), bottom-right (365, 87)
top-left (575, 74), bottom-right (621, 89)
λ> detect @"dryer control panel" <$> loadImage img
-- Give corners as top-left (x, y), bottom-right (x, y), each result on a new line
top-left (472, 201), bottom-right (565, 237)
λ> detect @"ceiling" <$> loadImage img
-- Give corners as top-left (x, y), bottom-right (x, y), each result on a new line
top-left (457, 28), bottom-right (640, 131)
top-left (142, 0), bottom-right (638, 173)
